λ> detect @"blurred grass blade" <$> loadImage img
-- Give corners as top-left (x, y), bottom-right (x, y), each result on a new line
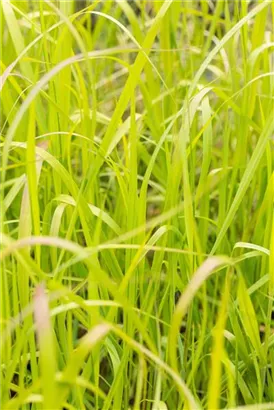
top-left (34, 284), bottom-right (57, 410)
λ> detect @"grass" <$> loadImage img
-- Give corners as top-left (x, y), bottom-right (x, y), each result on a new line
top-left (0, 0), bottom-right (274, 409)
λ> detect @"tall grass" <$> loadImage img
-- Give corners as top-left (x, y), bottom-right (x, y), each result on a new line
top-left (1, 1), bottom-right (273, 409)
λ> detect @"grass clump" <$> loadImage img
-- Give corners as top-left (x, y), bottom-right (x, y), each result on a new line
top-left (1, 1), bottom-right (274, 409)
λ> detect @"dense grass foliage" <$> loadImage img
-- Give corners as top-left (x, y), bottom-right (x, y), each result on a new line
top-left (1, 1), bottom-right (274, 409)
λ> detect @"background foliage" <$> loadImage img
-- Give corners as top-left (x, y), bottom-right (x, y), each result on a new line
top-left (1, 1), bottom-right (274, 409)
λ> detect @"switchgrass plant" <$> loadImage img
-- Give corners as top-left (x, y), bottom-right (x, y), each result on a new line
top-left (1, 0), bottom-right (274, 409)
